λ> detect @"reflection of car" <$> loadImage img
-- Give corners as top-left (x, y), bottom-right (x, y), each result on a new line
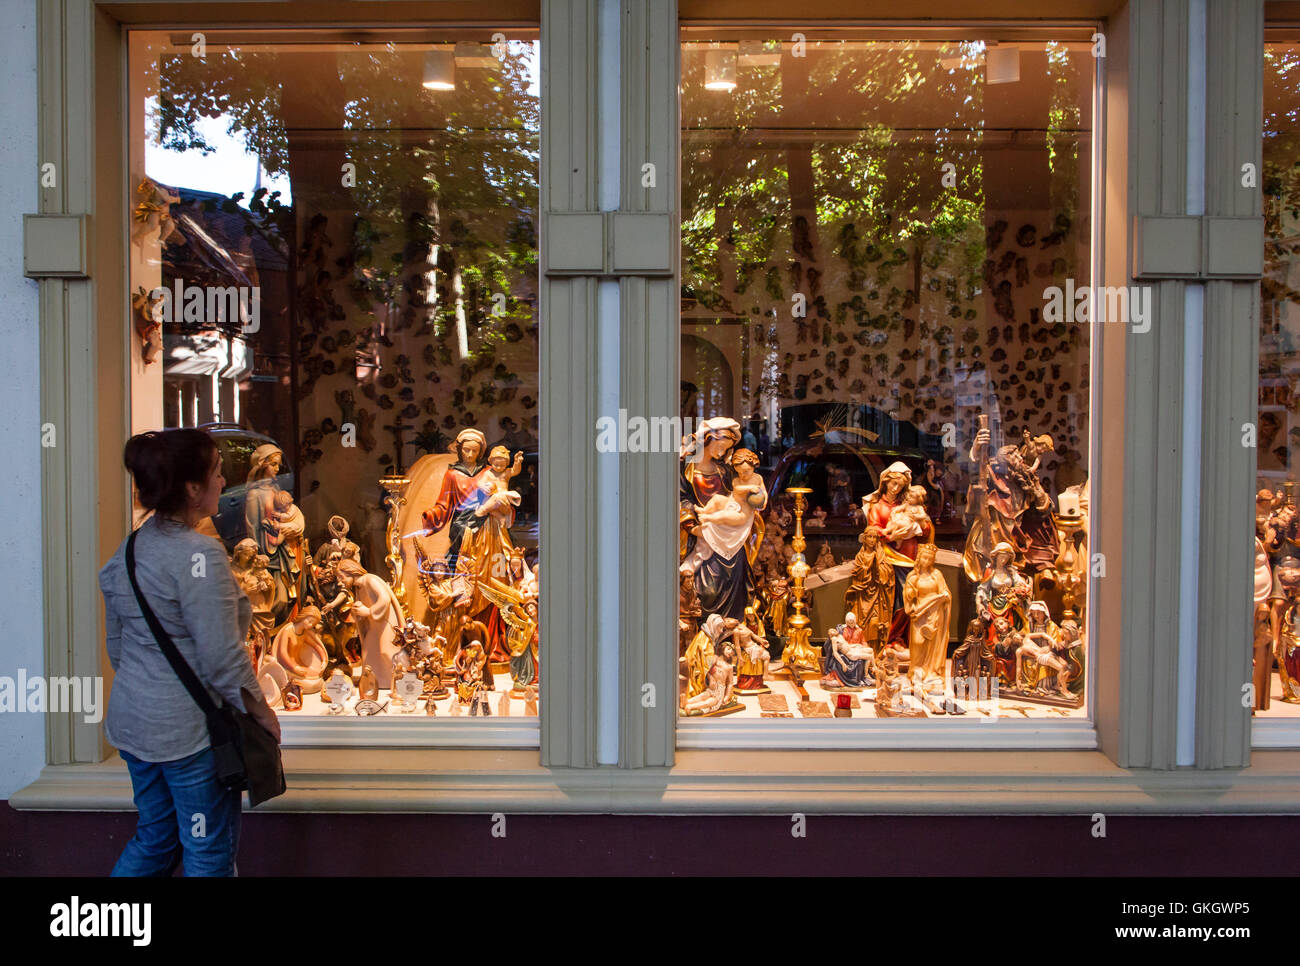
top-left (200, 423), bottom-right (294, 550)
top-left (766, 439), bottom-right (930, 537)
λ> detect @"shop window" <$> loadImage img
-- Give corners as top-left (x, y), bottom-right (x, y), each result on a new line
top-left (127, 29), bottom-right (541, 722)
top-left (1255, 34), bottom-right (1300, 718)
top-left (677, 29), bottom-right (1096, 724)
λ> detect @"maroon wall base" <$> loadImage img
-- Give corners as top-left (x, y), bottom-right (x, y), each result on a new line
top-left (4, 803), bottom-right (1299, 875)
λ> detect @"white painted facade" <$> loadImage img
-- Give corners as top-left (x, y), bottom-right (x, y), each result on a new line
top-left (0, 0), bottom-right (46, 800)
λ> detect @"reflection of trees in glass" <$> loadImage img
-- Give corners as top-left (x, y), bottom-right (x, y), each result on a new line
top-left (1260, 44), bottom-right (1300, 483)
top-left (332, 46), bottom-right (538, 352)
top-left (156, 49), bottom-right (291, 174)
top-left (1263, 45), bottom-right (1300, 369)
top-left (150, 40), bottom-right (540, 484)
top-left (682, 40), bottom-right (991, 422)
top-left (682, 36), bottom-right (1092, 491)
top-left (1044, 41), bottom-right (1083, 288)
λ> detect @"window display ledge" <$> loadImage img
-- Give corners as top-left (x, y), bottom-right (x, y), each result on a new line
top-left (677, 719), bottom-right (1097, 750)
top-left (1251, 719), bottom-right (1300, 748)
top-left (13, 749), bottom-right (1300, 814)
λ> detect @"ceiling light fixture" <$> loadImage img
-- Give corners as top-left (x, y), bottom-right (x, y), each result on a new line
top-left (421, 48), bottom-right (455, 90)
top-left (704, 48), bottom-right (737, 91)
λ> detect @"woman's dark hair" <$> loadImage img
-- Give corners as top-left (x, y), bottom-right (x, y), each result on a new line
top-left (123, 429), bottom-right (219, 516)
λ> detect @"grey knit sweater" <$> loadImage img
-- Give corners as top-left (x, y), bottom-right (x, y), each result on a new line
top-left (98, 514), bottom-right (259, 762)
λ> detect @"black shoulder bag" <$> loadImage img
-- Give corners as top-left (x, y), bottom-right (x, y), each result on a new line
top-left (125, 529), bottom-right (286, 807)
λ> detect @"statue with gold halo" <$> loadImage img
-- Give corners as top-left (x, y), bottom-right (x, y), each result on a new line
top-left (419, 429), bottom-right (524, 660)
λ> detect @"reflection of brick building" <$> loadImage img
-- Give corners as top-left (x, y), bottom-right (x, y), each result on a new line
top-left (160, 185), bottom-right (293, 448)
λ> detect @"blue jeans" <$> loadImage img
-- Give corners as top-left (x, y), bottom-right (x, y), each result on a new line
top-left (112, 747), bottom-right (242, 877)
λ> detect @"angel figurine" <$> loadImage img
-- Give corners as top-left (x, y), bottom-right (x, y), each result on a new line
top-left (478, 577), bottom-right (540, 694)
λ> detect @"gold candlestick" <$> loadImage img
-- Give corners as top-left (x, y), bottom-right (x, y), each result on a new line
top-left (378, 473), bottom-right (411, 609)
top-left (781, 487), bottom-right (822, 672)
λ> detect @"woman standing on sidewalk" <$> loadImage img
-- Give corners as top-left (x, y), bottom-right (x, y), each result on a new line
top-left (99, 429), bottom-right (281, 876)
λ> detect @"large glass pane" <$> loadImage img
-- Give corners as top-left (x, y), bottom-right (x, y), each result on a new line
top-left (1255, 37), bottom-right (1300, 716)
top-left (678, 30), bottom-right (1094, 722)
top-left (128, 29), bottom-right (541, 720)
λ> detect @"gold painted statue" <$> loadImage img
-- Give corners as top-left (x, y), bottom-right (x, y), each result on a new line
top-left (681, 640), bottom-right (739, 716)
top-left (964, 415), bottom-right (1059, 581)
top-left (478, 576), bottom-right (541, 694)
top-left (901, 543), bottom-right (951, 691)
top-left (453, 640), bottom-right (490, 715)
top-left (679, 567), bottom-right (702, 655)
top-left (684, 614), bottom-right (728, 699)
top-left (1015, 600), bottom-right (1072, 697)
top-left (1274, 555), bottom-right (1300, 704)
top-left (764, 575), bottom-right (790, 637)
top-left (845, 526), bottom-right (894, 649)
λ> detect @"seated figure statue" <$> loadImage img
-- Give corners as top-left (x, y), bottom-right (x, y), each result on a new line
top-left (681, 641), bottom-right (738, 716)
